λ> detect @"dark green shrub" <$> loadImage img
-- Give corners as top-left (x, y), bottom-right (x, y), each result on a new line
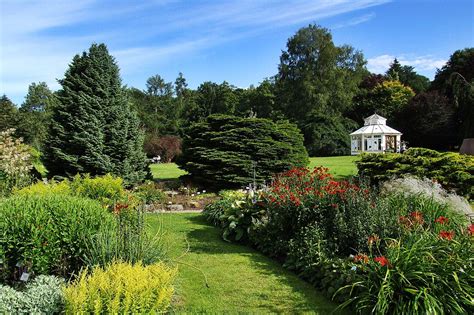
top-left (357, 148), bottom-right (474, 199)
top-left (177, 115), bottom-right (308, 188)
top-left (0, 195), bottom-right (115, 282)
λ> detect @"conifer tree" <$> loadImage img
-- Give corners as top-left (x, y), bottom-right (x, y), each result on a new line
top-left (43, 44), bottom-right (148, 184)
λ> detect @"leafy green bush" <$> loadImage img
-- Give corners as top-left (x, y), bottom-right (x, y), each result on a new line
top-left (357, 148), bottom-right (474, 199)
top-left (64, 261), bottom-right (176, 314)
top-left (133, 181), bottom-right (166, 204)
top-left (0, 275), bottom-right (64, 314)
top-left (70, 173), bottom-right (127, 208)
top-left (203, 190), bottom-right (246, 226)
top-left (0, 195), bottom-right (115, 281)
top-left (177, 114), bottom-right (309, 188)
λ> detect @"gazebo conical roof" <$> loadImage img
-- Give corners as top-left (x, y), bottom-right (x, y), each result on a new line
top-left (350, 114), bottom-right (402, 136)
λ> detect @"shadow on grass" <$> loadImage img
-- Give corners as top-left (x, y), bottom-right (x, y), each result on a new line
top-left (182, 214), bottom-right (347, 314)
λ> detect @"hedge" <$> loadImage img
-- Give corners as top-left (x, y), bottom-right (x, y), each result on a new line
top-left (356, 148), bottom-right (474, 199)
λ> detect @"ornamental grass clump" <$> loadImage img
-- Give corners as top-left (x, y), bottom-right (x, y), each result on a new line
top-left (63, 261), bottom-right (176, 314)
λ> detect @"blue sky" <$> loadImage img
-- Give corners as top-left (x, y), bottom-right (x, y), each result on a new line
top-left (1, 0), bottom-right (473, 104)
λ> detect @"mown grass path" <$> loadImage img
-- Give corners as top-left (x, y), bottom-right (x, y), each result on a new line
top-left (147, 213), bottom-right (345, 314)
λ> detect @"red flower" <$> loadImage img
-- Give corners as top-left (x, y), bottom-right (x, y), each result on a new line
top-left (468, 224), bottom-right (474, 236)
top-left (374, 256), bottom-right (389, 267)
top-left (435, 216), bottom-right (449, 225)
top-left (113, 203), bottom-right (129, 215)
top-left (439, 230), bottom-right (455, 240)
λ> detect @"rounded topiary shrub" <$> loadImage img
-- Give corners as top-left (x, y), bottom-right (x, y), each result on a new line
top-left (177, 115), bottom-right (309, 188)
top-left (0, 195), bottom-right (115, 282)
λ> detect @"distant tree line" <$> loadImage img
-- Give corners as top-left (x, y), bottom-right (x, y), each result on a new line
top-left (1, 25), bottom-right (473, 170)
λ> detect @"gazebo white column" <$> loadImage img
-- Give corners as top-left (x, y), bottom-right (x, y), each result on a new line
top-left (361, 134), bottom-right (365, 152)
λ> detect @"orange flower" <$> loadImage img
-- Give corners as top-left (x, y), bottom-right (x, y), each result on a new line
top-left (354, 254), bottom-right (369, 264)
top-left (409, 211), bottom-right (424, 225)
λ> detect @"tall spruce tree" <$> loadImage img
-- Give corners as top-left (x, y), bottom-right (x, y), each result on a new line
top-left (43, 43), bottom-right (148, 184)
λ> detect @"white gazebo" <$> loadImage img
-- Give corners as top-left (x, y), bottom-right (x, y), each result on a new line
top-left (350, 114), bottom-right (402, 155)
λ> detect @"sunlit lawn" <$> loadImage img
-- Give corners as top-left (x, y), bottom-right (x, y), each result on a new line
top-left (147, 213), bottom-right (346, 314)
top-left (151, 156), bottom-right (359, 181)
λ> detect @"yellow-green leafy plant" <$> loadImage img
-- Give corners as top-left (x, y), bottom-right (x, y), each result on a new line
top-left (63, 261), bottom-right (176, 314)
top-left (70, 173), bottom-right (126, 208)
top-left (13, 180), bottom-right (71, 196)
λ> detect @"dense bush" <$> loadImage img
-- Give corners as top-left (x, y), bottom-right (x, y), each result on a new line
top-left (0, 195), bottom-right (114, 281)
top-left (144, 134), bottom-right (182, 162)
top-left (0, 275), bottom-right (64, 314)
top-left (357, 148), bottom-right (474, 199)
top-left (64, 261), bottom-right (176, 314)
top-left (177, 114), bottom-right (308, 188)
top-left (133, 181), bottom-right (166, 205)
top-left (250, 167), bottom-right (399, 259)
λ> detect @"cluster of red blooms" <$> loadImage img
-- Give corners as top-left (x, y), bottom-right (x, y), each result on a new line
top-left (435, 216), bottom-right (449, 225)
top-left (469, 224), bottom-right (474, 236)
top-left (439, 230), bottom-right (455, 240)
top-left (353, 254), bottom-right (369, 264)
top-left (113, 203), bottom-right (129, 215)
top-left (265, 167), bottom-right (362, 208)
top-left (374, 256), bottom-right (390, 267)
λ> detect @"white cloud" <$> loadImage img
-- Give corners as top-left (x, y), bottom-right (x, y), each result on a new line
top-left (367, 54), bottom-right (447, 76)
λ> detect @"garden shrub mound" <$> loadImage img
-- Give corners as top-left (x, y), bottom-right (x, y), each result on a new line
top-left (64, 261), bottom-right (176, 314)
top-left (357, 147), bottom-right (474, 199)
top-left (177, 114), bottom-right (309, 188)
top-left (0, 194), bottom-right (115, 282)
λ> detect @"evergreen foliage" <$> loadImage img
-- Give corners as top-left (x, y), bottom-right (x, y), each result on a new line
top-left (0, 95), bottom-right (18, 132)
top-left (42, 44), bottom-right (147, 184)
top-left (177, 115), bottom-right (308, 188)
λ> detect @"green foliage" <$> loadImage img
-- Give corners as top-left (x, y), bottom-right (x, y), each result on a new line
top-left (43, 43), bottom-right (148, 185)
top-left (133, 181), bottom-right (166, 204)
top-left (0, 95), bottom-right (18, 132)
top-left (386, 58), bottom-right (430, 93)
top-left (0, 275), bottom-right (64, 314)
top-left (357, 148), bottom-right (474, 199)
top-left (16, 82), bottom-right (57, 150)
top-left (83, 204), bottom-right (166, 268)
top-left (178, 114), bottom-right (308, 188)
top-left (0, 194), bottom-right (114, 281)
top-left (0, 129), bottom-right (34, 196)
top-left (275, 24), bottom-right (366, 155)
top-left (339, 230), bottom-right (473, 314)
top-left (394, 91), bottom-right (458, 149)
top-left (14, 173), bottom-right (128, 209)
top-left (203, 190), bottom-right (246, 226)
top-left (63, 261), bottom-right (176, 314)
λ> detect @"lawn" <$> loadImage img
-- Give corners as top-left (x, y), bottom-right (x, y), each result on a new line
top-left (147, 213), bottom-right (345, 314)
top-left (151, 155), bottom-right (359, 181)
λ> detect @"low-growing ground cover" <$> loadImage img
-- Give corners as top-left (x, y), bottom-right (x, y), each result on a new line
top-left (150, 163), bottom-right (187, 181)
top-left (147, 213), bottom-right (345, 314)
